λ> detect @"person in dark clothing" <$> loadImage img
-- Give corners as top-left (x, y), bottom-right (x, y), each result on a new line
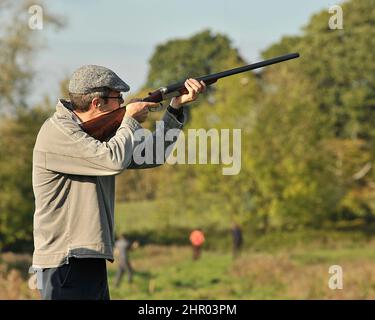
top-left (231, 223), bottom-right (243, 259)
top-left (114, 234), bottom-right (134, 287)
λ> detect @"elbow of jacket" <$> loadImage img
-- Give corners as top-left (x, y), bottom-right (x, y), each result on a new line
top-left (110, 160), bottom-right (129, 173)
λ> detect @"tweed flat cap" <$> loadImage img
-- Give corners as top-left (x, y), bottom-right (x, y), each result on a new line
top-left (68, 65), bottom-right (130, 94)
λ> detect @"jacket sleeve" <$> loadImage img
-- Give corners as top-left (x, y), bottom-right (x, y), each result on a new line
top-left (126, 109), bottom-right (185, 169)
top-left (33, 115), bottom-right (143, 176)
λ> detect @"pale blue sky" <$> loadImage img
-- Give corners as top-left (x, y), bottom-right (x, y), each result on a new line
top-left (33, 0), bottom-right (337, 103)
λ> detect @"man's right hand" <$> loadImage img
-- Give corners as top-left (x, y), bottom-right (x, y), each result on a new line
top-left (125, 100), bottom-right (159, 123)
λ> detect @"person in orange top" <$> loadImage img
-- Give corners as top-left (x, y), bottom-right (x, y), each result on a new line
top-left (189, 229), bottom-right (205, 260)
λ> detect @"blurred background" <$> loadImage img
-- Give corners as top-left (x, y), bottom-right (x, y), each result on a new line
top-left (1, 0), bottom-right (375, 299)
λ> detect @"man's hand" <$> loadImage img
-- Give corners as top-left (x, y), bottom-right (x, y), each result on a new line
top-left (170, 78), bottom-right (206, 109)
top-left (125, 100), bottom-right (159, 123)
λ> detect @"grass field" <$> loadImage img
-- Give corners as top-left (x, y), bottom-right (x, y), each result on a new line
top-left (2, 201), bottom-right (375, 299)
top-left (91, 200), bottom-right (375, 299)
top-left (107, 243), bottom-right (375, 300)
top-left (3, 242), bottom-right (375, 300)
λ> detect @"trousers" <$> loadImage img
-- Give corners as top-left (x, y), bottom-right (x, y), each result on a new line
top-left (40, 257), bottom-right (110, 300)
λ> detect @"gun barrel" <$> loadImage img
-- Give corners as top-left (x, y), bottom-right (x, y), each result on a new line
top-left (165, 53), bottom-right (299, 93)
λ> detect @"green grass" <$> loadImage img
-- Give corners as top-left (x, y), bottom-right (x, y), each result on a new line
top-left (107, 242), bottom-right (375, 299)
top-left (114, 200), bottom-right (374, 250)
top-left (110, 200), bottom-right (375, 299)
top-left (3, 200), bottom-right (375, 299)
top-left (108, 246), bottom-right (237, 299)
top-left (115, 201), bottom-right (159, 233)
top-left (3, 232), bottom-right (375, 299)
top-left (115, 200), bottom-right (232, 234)
top-left (290, 247), bottom-right (375, 265)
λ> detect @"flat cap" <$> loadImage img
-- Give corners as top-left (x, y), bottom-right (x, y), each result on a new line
top-left (68, 65), bottom-right (130, 94)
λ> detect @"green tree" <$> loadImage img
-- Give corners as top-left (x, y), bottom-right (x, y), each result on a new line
top-left (116, 30), bottom-right (247, 204)
top-left (146, 29), bottom-right (244, 89)
top-left (117, 0), bottom-right (375, 232)
top-left (0, 0), bottom-right (62, 248)
top-left (0, 107), bottom-right (51, 248)
top-left (148, 32), bottom-right (259, 229)
top-left (252, 0), bottom-right (375, 228)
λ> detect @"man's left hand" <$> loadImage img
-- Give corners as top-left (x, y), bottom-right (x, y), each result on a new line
top-left (170, 78), bottom-right (206, 109)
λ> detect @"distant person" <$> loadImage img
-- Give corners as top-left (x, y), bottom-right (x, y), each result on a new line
top-left (231, 223), bottom-right (243, 259)
top-left (114, 234), bottom-right (135, 287)
top-left (189, 229), bottom-right (205, 260)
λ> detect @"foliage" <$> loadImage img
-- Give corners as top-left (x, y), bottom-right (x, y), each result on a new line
top-left (146, 29), bottom-right (244, 89)
top-left (255, 0), bottom-right (375, 227)
top-left (0, 0), bottom-right (63, 114)
top-left (0, 0), bottom-right (62, 248)
top-left (0, 107), bottom-right (51, 248)
top-left (2, 0), bottom-right (375, 249)
top-left (116, 0), bottom-right (375, 231)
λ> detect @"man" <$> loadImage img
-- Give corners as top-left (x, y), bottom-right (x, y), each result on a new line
top-left (31, 65), bottom-right (205, 299)
top-left (114, 233), bottom-right (134, 287)
top-left (231, 222), bottom-right (243, 259)
top-left (189, 229), bottom-right (205, 260)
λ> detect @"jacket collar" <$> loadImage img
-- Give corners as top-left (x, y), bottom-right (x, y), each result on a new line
top-left (55, 99), bottom-right (81, 124)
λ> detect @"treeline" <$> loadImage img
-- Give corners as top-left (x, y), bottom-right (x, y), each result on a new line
top-left (116, 0), bottom-right (375, 232)
top-left (0, 0), bottom-right (374, 249)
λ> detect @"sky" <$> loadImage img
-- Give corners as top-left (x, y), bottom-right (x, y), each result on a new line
top-left (32, 0), bottom-right (336, 103)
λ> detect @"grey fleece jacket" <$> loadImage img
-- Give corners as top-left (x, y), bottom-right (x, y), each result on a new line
top-left (32, 100), bottom-right (184, 268)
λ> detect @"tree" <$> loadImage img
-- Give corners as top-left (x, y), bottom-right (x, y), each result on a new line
top-left (0, 0), bottom-right (63, 248)
top-left (0, 0), bottom-right (63, 114)
top-left (0, 106), bottom-right (51, 248)
top-left (149, 31), bottom-right (259, 229)
top-left (118, 0), bottom-right (375, 231)
top-left (252, 0), bottom-right (375, 228)
top-left (116, 30), bottom-right (248, 205)
top-left (146, 30), bottom-right (244, 89)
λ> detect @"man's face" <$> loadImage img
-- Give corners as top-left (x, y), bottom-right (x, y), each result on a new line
top-left (97, 90), bottom-right (124, 113)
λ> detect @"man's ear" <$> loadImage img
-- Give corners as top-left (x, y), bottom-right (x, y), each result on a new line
top-left (92, 97), bottom-right (101, 108)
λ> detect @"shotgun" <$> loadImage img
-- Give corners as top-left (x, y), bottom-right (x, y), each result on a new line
top-left (80, 52), bottom-right (300, 141)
